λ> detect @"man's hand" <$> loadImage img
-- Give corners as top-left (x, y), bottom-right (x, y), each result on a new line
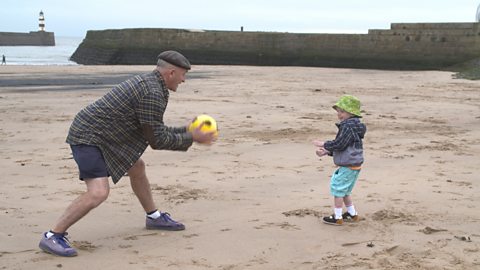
top-left (191, 122), bottom-right (216, 145)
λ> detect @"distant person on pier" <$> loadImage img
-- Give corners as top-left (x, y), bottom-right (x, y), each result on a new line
top-left (1, 55), bottom-right (5, 65)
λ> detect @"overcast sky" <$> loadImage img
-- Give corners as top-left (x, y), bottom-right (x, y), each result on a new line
top-left (1, 0), bottom-right (478, 37)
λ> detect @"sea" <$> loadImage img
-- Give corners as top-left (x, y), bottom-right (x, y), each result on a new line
top-left (0, 36), bottom-right (83, 65)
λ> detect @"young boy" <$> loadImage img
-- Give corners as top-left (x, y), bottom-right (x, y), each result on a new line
top-left (313, 95), bottom-right (366, 225)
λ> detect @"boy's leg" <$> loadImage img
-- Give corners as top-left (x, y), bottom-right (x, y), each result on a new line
top-left (323, 167), bottom-right (360, 225)
top-left (343, 195), bottom-right (356, 215)
top-left (343, 195), bottom-right (353, 207)
top-left (323, 168), bottom-right (345, 225)
top-left (343, 168), bottom-right (360, 221)
top-left (323, 196), bottom-right (344, 225)
top-left (334, 196), bottom-right (344, 218)
top-left (342, 195), bottom-right (359, 221)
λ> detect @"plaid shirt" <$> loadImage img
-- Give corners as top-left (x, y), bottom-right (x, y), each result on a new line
top-left (66, 69), bottom-right (193, 183)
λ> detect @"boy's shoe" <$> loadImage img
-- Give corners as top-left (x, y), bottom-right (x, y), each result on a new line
top-left (342, 212), bottom-right (360, 222)
top-left (146, 212), bottom-right (185, 231)
top-left (322, 214), bottom-right (343, 226)
top-left (39, 232), bottom-right (78, 257)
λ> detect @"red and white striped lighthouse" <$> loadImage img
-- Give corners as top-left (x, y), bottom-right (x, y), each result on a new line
top-left (39, 10), bottom-right (45, 31)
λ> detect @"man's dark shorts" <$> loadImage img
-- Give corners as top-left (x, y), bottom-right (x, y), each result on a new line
top-left (70, 144), bottom-right (109, 180)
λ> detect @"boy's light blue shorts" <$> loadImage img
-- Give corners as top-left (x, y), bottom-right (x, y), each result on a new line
top-left (330, 166), bottom-right (360, 197)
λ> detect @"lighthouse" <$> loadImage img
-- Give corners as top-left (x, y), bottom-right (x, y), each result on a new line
top-left (39, 10), bottom-right (45, 31)
top-left (477, 3), bottom-right (480, 22)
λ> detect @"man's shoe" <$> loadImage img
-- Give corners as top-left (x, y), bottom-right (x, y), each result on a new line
top-left (39, 232), bottom-right (78, 257)
top-left (342, 212), bottom-right (359, 222)
top-left (322, 214), bottom-right (343, 226)
top-left (146, 212), bottom-right (185, 231)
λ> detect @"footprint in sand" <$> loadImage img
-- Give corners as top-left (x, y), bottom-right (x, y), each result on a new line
top-left (370, 209), bottom-right (415, 223)
top-left (72, 241), bottom-right (98, 252)
top-left (183, 234), bottom-right (199, 239)
top-left (151, 184), bottom-right (210, 204)
top-left (254, 222), bottom-right (300, 230)
top-left (282, 208), bottom-right (321, 218)
top-left (15, 159), bottom-right (32, 166)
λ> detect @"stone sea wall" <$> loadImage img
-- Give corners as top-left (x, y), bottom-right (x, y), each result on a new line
top-left (70, 23), bottom-right (480, 69)
top-left (0, 31), bottom-right (55, 46)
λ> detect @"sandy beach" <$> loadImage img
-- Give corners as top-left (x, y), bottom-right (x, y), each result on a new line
top-left (0, 65), bottom-right (479, 269)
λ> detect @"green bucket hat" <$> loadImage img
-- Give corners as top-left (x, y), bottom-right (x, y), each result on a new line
top-left (333, 95), bottom-right (362, 117)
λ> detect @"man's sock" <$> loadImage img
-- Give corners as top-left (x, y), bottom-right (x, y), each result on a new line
top-left (147, 209), bottom-right (161, 219)
top-left (45, 231), bottom-right (55, 238)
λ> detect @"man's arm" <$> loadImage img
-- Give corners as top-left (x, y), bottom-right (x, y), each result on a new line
top-left (142, 124), bottom-right (193, 150)
top-left (142, 123), bottom-right (215, 150)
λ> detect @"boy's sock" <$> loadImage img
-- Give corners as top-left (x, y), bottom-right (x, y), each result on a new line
top-left (334, 208), bottom-right (343, 219)
top-left (346, 205), bottom-right (357, 216)
top-left (147, 209), bottom-right (161, 219)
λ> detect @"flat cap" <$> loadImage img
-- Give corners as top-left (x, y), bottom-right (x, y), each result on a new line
top-left (157, 50), bottom-right (191, 70)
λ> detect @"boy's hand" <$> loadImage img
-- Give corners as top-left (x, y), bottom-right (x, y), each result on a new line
top-left (313, 140), bottom-right (324, 147)
top-left (315, 147), bottom-right (329, 157)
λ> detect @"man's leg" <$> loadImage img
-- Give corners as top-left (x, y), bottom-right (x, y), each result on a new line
top-left (40, 177), bottom-right (109, 256)
top-left (128, 158), bottom-right (156, 213)
top-left (129, 158), bottom-right (185, 230)
top-left (52, 177), bottom-right (110, 233)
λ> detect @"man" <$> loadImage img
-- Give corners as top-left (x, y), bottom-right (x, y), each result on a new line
top-left (1, 54), bottom-right (5, 65)
top-left (39, 50), bottom-right (216, 257)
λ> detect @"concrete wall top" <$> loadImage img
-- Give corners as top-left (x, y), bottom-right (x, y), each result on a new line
top-left (391, 22), bottom-right (479, 30)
